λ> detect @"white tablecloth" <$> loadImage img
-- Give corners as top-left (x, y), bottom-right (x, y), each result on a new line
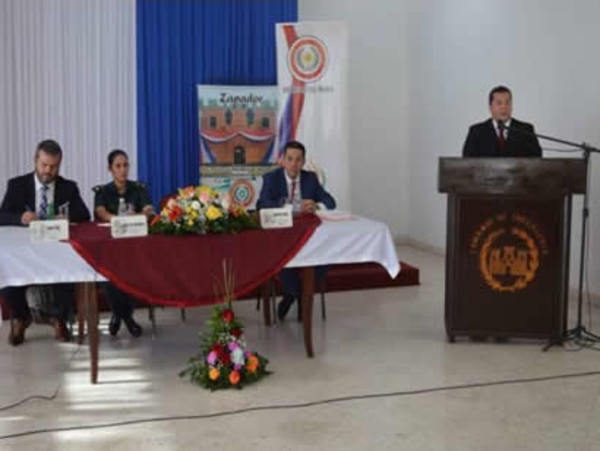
top-left (0, 215), bottom-right (399, 288)
top-left (0, 226), bottom-right (102, 287)
top-left (288, 215), bottom-right (400, 278)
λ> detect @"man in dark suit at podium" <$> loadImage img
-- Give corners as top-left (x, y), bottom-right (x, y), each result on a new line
top-left (462, 85), bottom-right (542, 157)
top-left (0, 139), bottom-right (90, 346)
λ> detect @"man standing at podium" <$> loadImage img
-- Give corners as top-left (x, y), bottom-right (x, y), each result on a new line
top-left (462, 85), bottom-right (542, 157)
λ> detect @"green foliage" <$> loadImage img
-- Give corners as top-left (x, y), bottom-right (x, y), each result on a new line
top-left (150, 213), bottom-right (258, 236)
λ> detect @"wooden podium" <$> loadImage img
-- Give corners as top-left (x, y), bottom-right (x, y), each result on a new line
top-left (438, 158), bottom-right (586, 341)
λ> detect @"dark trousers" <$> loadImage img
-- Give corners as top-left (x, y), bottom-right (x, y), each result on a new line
top-left (102, 283), bottom-right (135, 319)
top-left (0, 284), bottom-right (73, 321)
top-left (280, 266), bottom-right (328, 298)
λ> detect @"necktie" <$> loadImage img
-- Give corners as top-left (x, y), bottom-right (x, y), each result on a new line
top-left (290, 180), bottom-right (297, 203)
top-left (40, 184), bottom-right (49, 219)
top-left (498, 126), bottom-right (506, 151)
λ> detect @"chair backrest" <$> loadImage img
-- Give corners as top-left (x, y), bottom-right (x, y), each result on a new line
top-left (304, 159), bottom-right (327, 187)
top-left (91, 185), bottom-right (103, 221)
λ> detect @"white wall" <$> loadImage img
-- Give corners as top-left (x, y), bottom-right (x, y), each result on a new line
top-left (405, 0), bottom-right (600, 295)
top-left (299, 0), bottom-right (411, 240)
top-left (300, 0), bottom-right (600, 295)
top-left (0, 0), bottom-right (137, 210)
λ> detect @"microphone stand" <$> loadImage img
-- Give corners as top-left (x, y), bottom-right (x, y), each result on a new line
top-left (499, 122), bottom-right (600, 348)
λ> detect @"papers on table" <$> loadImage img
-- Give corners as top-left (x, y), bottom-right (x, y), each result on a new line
top-left (316, 210), bottom-right (354, 221)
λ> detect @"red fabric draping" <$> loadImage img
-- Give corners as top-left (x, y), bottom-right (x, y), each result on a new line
top-left (200, 129), bottom-right (274, 142)
top-left (68, 214), bottom-right (321, 307)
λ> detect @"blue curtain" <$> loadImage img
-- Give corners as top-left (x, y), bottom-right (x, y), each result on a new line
top-left (136, 0), bottom-right (297, 206)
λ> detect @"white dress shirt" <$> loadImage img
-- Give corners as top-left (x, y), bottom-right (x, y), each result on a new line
top-left (284, 170), bottom-right (301, 205)
top-left (492, 118), bottom-right (511, 140)
top-left (34, 174), bottom-right (55, 216)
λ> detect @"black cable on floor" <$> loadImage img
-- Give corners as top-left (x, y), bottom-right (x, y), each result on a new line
top-left (1, 369), bottom-right (600, 441)
top-left (0, 345), bottom-right (81, 412)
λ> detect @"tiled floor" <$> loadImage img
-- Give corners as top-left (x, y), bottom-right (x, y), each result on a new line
top-left (1, 246), bottom-right (600, 450)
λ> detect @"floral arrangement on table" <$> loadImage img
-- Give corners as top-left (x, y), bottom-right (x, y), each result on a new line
top-left (149, 185), bottom-right (258, 235)
top-left (180, 262), bottom-right (270, 390)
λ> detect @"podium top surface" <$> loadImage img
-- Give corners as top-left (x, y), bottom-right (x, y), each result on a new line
top-left (438, 157), bottom-right (586, 196)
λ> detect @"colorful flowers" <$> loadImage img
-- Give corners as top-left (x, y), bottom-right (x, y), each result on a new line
top-left (222, 308), bottom-right (234, 323)
top-left (167, 205), bottom-right (183, 222)
top-left (231, 327), bottom-right (242, 339)
top-left (180, 304), bottom-right (270, 390)
top-left (246, 355), bottom-right (259, 374)
top-left (205, 205), bottom-right (223, 221)
top-left (149, 185), bottom-right (257, 235)
top-left (231, 347), bottom-right (245, 367)
top-left (209, 367), bottom-right (220, 381)
top-left (229, 370), bottom-right (241, 385)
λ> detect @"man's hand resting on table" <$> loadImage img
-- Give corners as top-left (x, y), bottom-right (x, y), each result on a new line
top-left (301, 199), bottom-right (317, 214)
top-left (21, 211), bottom-right (37, 225)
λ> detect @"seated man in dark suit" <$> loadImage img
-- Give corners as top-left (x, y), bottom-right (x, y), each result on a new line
top-left (0, 139), bottom-right (90, 345)
top-left (257, 140), bottom-right (336, 320)
top-left (462, 85), bottom-right (542, 157)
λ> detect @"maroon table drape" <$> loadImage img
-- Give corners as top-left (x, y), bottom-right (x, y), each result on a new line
top-left (68, 214), bottom-right (321, 307)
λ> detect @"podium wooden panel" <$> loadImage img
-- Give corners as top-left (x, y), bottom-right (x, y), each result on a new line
top-left (438, 158), bottom-right (586, 341)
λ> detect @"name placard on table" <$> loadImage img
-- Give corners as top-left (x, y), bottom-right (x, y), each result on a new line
top-left (110, 215), bottom-right (148, 238)
top-left (29, 219), bottom-right (69, 242)
top-left (260, 206), bottom-right (293, 229)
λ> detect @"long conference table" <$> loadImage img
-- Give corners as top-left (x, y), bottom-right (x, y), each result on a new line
top-left (0, 214), bottom-right (399, 383)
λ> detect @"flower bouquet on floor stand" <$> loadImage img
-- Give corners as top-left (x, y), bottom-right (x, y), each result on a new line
top-left (180, 261), bottom-right (270, 390)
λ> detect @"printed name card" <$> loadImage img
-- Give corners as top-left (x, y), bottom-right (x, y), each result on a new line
top-left (29, 219), bottom-right (70, 242)
top-left (260, 206), bottom-right (293, 229)
top-left (110, 215), bottom-right (148, 238)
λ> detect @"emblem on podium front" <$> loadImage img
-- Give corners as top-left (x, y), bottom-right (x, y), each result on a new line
top-left (470, 214), bottom-right (549, 293)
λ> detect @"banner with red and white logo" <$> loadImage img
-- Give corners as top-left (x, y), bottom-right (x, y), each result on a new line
top-left (197, 84), bottom-right (279, 210)
top-left (276, 22), bottom-right (350, 210)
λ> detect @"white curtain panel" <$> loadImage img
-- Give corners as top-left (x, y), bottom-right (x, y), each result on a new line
top-left (0, 0), bottom-right (136, 210)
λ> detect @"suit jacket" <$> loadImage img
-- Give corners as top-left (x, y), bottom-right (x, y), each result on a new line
top-left (462, 118), bottom-right (542, 157)
top-left (257, 167), bottom-right (336, 210)
top-left (0, 172), bottom-right (91, 226)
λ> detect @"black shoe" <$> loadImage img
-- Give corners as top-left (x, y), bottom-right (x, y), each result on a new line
top-left (277, 294), bottom-right (295, 321)
top-left (109, 314), bottom-right (121, 336)
top-left (51, 318), bottom-right (72, 342)
top-left (123, 316), bottom-right (142, 338)
top-left (8, 318), bottom-right (30, 346)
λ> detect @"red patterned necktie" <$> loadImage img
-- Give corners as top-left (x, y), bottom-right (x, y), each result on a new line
top-left (498, 125), bottom-right (506, 151)
top-left (289, 180), bottom-right (297, 203)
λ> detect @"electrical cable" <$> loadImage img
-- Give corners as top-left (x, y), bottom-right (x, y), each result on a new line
top-left (1, 369), bottom-right (600, 441)
top-left (0, 344), bottom-right (81, 412)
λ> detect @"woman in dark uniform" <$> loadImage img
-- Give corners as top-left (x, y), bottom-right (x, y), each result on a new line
top-left (94, 149), bottom-right (154, 337)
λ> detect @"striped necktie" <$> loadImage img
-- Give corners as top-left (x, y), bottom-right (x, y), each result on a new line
top-left (40, 184), bottom-right (49, 219)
